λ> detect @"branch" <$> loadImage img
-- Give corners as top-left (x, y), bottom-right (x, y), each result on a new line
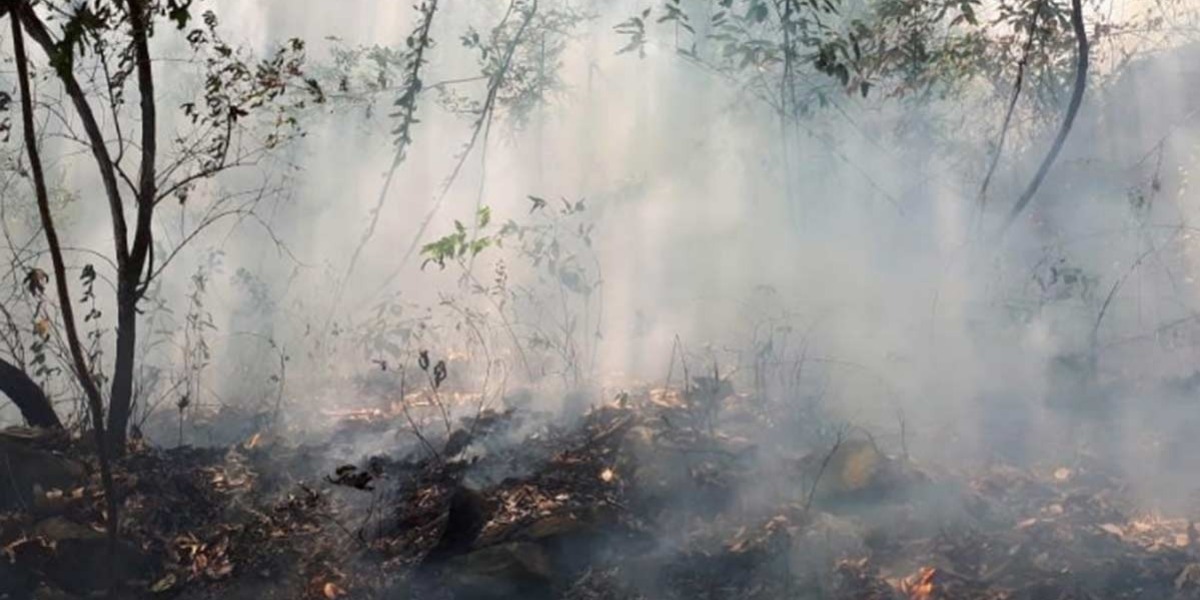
top-left (8, 0), bottom-right (118, 552)
top-left (997, 0), bottom-right (1089, 240)
top-left (0, 354), bottom-right (61, 428)
top-left (325, 0), bottom-right (440, 327)
top-left (123, 0), bottom-right (157, 287)
top-left (142, 183), bottom-right (292, 288)
top-left (372, 0), bottom-right (540, 300)
top-left (804, 429), bottom-right (843, 512)
top-left (977, 0), bottom-right (1043, 220)
top-left (15, 3), bottom-right (131, 267)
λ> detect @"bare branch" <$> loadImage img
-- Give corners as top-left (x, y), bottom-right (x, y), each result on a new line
top-left (997, 0), bottom-right (1090, 240)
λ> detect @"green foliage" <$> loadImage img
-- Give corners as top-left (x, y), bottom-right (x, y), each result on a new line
top-left (47, 4), bottom-right (112, 76)
top-left (180, 12), bottom-right (320, 170)
top-left (611, 0), bottom-right (1089, 117)
top-left (391, 1), bottom-right (439, 153)
top-left (1034, 254), bottom-right (1099, 305)
top-left (445, 2), bottom-right (588, 130)
top-left (164, 0), bottom-right (195, 30)
top-left (417, 196), bottom-right (603, 387)
top-left (615, 9), bottom-right (651, 58)
top-left (421, 207), bottom-right (501, 270)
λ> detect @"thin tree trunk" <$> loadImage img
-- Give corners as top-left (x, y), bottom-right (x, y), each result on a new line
top-left (977, 0), bottom-right (1043, 225)
top-left (8, 0), bottom-right (120, 551)
top-left (997, 0), bottom-right (1089, 239)
top-left (12, 2), bottom-right (149, 454)
top-left (0, 356), bottom-right (60, 428)
top-left (108, 298), bottom-right (137, 453)
top-left (107, 0), bottom-right (157, 454)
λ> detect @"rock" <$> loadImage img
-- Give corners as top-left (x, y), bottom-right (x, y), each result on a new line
top-left (617, 426), bottom-right (676, 503)
top-left (425, 485), bottom-right (490, 562)
top-left (33, 516), bottom-right (103, 542)
top-left (0, 431), bottom-right (85, 511)
top-left (441, 542), bottom-right (554, 600)
top-left (522, 513), bottom-right (591, 541)
top-left (823, 439), bottom-right (885, 495)
top-left (802, 438), bottom-right (926, 506)
top-left (0, 555), bottom-right (39, 598)
top-left (523, 511), bottom-right (613, 574)
top-left (19, 517), bottom-right (155, 595)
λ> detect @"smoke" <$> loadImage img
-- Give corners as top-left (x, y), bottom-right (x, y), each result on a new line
top-left (2, 0), bottom-right (1200, 513)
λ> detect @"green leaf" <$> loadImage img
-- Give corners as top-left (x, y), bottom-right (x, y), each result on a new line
top-left (167, 0), bottom-right (194, 30)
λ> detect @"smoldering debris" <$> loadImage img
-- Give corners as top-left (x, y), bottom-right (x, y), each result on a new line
top-left (5, 382), bottom-right (1200, 600)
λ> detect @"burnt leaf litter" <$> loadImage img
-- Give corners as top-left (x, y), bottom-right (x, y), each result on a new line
top-left (3, 383), bottom-right (1200, 600)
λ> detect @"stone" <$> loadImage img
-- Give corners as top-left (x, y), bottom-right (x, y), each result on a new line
top-left (441, 542), bottom-right (554, 600)
top-left (0, 432), bottom-right (85, 511)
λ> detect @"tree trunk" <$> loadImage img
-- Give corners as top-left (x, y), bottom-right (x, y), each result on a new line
top-left (105, 0), bottom-right (157, 455)
top-left (0, 356), bottom-right (60, 428)
top-left (8, 0), bottom-right (119, 552)
top-left (997, 0), bottom-right (1090, 239)
top-left (106, 289), bottom-right (137, 454)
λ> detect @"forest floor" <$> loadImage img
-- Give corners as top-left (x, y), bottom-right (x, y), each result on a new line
top-left (3, 388), bottom-right (1200, 600)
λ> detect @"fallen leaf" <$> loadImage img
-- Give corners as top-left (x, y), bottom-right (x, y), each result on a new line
top-left (599, 467), bottom-right (615, 483)
top-left (149, 573), bottom-right (177, 593)
top-left (902, 566), bottom-right (938, 600)
top-left (323, 582), bottom-right (345, 598)
top-left (1177, 563), bottom-right (1200, 590)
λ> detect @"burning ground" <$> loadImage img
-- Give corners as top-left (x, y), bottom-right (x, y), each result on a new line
top-left (5, 377), bottom-right (1200, 600)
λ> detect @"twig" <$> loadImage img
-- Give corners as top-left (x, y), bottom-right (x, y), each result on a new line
top-left (425, 367), bottom-right (453, 437)
top-left (9, 1), bottom-right (119, 555)
top-left (804, 430), bottom-right (843, 512)
top-left (327, 0), bottom-right (440, 329)
top-left (1090, 240), bottom-right (1169, 356)
top-left (371, 0), bottom-right (540, 300)
top-left (977, 0), bottom-right (1044, 223)
top-left (398, 369), bottom-right (441, 462)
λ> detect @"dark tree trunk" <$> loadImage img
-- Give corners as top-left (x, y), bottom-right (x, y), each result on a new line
top-left (9, 0), bottom-right (118, 551)
top-left (107, 292), bottom-right (137, 454)
top-left (0, 356), bottom-right (60, 428)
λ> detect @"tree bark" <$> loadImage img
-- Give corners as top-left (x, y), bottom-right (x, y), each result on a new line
top-left (14, 1), bottom-right (158, 454)
top-left (108, 297), bottom-right (137, 453)
top-left (106, 0), bottom-right (157, 455)
top-left (0, 356), bottom-right (60, 428)
top-left (8, 0), bottom-right (119, 550)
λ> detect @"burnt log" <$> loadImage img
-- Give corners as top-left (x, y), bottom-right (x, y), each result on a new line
top-left (0, 356), bottom-right (60, 429)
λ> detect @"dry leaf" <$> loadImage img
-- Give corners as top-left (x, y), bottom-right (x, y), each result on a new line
top-left (1177, 563), bottom-right (1200, 590)
top-left (1016, 518), bottom-right (1040, 530)
top-left (149, 573), bottom-right (177, 593)
top-left (323, 582), bottom-right (345, 598)
top-left (902, 566), bottom-right (938, 600)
